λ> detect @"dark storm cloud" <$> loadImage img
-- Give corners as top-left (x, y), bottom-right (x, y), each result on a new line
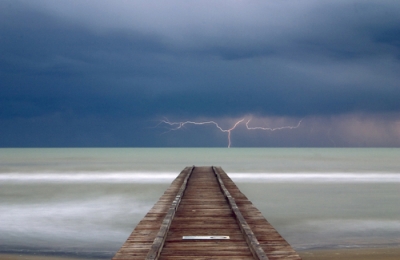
top-left (1, 0), bottom-right (400, 146)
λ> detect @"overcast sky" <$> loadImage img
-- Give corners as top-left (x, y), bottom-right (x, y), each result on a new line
top-left (1, 0), bottom-right (400, 147)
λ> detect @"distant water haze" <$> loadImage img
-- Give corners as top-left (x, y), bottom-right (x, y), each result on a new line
top-left (0, 148), bottom-right (399, 258)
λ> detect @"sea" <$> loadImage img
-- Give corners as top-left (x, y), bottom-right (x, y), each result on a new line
top-left (0, 148), bottom-right (399, 259)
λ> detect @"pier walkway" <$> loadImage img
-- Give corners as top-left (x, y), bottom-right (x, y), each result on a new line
top-left (112, 166), bottom-right (301, 260)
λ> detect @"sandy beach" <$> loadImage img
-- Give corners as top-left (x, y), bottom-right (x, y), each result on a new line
top-left (1, 248), bottom-right (400, 260)
top-left (0, 255), bottom-right (88, 260)
top-left (299, 247), bottom-right (400, 260)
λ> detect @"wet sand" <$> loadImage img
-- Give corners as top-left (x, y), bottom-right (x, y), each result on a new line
top-left (1, 248), bottom-right (400, 260)
top-left (0, 255), bottom-right (88, 260)
top-left (299, 247), bottom-right (400, 260)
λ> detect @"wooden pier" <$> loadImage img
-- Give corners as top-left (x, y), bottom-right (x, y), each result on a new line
top-left (112, 166), bottom-right (301, 260)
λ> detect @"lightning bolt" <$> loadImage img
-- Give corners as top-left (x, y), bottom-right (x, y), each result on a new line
top-left (245, 118), bottom-right (303, 131)
top-left (158, 117), bottom-right (304, 147)
top-left (160, 118), bottom-right (245, 148)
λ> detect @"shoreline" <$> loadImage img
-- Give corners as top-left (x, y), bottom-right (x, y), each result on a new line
top-left (298, 247), bottom-right (400, 260)
top-left (1, 247), bottom-right (399, 260)
top-left (0, 255), bottom-right (89, 260)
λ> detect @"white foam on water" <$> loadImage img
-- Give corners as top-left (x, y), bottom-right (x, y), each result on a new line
top-left (229, 173), bottom-right (400, 183)
top-left (291, 219), bottom-right (400, 236)
top-left (286, 219), bottom-right (400, 250)
top-left (1, 172), bottom-right (400, 183)
top-left (0, 172), bottom-right (177, 183)
top-left (0, 195), bottom-right (154, 251)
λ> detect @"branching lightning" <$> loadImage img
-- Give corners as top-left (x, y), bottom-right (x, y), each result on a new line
top-left (245, 118), bottom-right (303, 131)
top-left (158, 117), bottom-right (304, 147)
top-left (160, 118), bottom-right (245, 147)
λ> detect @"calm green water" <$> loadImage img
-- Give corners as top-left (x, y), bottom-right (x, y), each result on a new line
top-left (0, 148), bottom-right (399, 258)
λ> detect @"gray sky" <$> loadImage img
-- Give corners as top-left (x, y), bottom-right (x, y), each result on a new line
top-left (1, 0), bottom-right (400, 147)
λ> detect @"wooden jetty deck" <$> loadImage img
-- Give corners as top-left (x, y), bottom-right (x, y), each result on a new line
top-left (112, 166), bottom-right (301, 260)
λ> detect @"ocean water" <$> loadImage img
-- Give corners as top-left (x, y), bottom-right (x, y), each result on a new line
top-left (0, 148), bottom-right (399, 258)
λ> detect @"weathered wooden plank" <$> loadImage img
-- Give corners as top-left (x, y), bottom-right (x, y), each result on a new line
top-left (213, 166), bottom-right (302, 260)
top-left (213, 166), bottom-right (269, 260)
top-left (158, 167), bottom-right (255, 259)
top-left (160, 250), bottom-right (257, 256)
top-left (159, 257), bottom-right (254, 260)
